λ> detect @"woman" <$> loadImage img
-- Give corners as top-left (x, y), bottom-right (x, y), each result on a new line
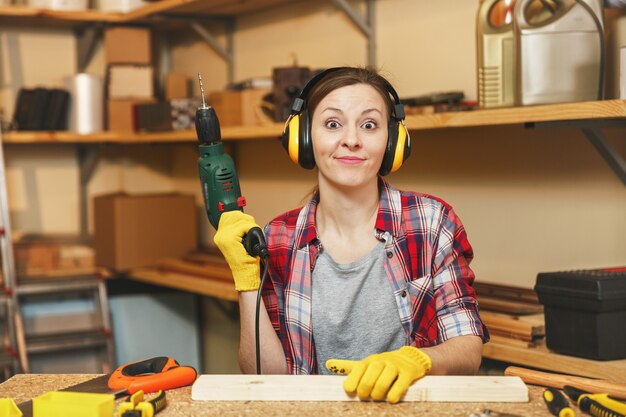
top-left (215, 67), bottom-right (489, 404)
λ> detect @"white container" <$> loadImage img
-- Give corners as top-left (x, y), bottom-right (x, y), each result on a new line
top-left (514, 0), bottom-right (604, 105)
top-left (65, 73), bottom-right (103, 135)
top-left (47, 0), bottom-right (88, 10)
top-left (619, 46), bottom-right (626, 100)
top-left (477, 0), bottom-right (517, 108)
top-left (96, 0), bottom-right (145, 13)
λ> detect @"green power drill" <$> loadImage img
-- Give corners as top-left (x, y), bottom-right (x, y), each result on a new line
top-left (195, 74), bottom-right (268, 258)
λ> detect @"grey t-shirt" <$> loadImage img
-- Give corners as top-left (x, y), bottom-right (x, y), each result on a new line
top-left (311, 241), bottom-right (407, 374)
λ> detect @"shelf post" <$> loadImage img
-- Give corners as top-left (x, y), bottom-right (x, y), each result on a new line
top-left (189, 19), bottom-right (235, 85)
top-left (581, 127), bottom-right (626, 186)
top-left (77, 145), bottom-right (99, 241)
top-left (332, 0), bottom-right (376, 66)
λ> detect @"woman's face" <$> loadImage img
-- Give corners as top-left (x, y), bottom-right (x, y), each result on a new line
top-left (311, 83), bottom-right (388, 189)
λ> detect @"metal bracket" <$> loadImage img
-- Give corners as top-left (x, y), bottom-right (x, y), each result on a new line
top-left (189, 19), bottom-right (235, 84)
top-left (77, 145), bottom-right (100, 241)
top-left (332, 0), bottom-right (376, 66)
top-left (527, 119), bottom-right (626, 187)
top-left (75, 24), bottom-right (104, 74)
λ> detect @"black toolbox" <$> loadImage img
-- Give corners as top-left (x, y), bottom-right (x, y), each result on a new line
top-left (534, 267), bottom-right (626, 361)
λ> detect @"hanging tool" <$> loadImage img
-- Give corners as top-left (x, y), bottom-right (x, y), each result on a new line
top-left (564, 385), bottom-right (626, 417)
top-left (118, 390), bottom-right (166, 417)
top-left (544, 387), bottom-right (576, 417)
top-left (195, 73), bottom-right (268, 258)
top-left (108, 357), bottom-right (197, 395)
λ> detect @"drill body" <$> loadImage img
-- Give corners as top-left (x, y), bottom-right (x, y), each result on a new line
top-left (196, 107), bottom-right (245, 229)
top-left (195, 76), bottom-right (267, 258)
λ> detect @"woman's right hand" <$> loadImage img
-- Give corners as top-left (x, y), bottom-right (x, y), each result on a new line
top-left (213, 211), bottom-right (261, 292)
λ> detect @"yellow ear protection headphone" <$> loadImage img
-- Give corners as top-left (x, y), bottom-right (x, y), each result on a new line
top-left (280, 67), bottom-right (411, 176)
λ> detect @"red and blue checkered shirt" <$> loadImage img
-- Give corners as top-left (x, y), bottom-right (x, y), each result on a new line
top-left (262, 178), bottom-right (489, 374)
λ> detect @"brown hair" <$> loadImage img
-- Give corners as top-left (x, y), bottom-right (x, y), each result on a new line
top-left (306, 67), bottom-right (395, 120)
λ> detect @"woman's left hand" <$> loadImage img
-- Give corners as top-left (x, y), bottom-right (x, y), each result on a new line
top-left (326, 346), bottom-right (432, 403)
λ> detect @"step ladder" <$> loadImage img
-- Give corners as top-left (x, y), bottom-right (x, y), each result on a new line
top-left (16, 273), bottom-right (115, 373)
top-left (0, 128), bottom-right (115, 375)
top-left (0, 126), bottom-right (27, 375)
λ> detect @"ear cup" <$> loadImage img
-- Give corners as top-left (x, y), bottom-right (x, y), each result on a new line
top-left (281, 115), bottom-right (301, 166)
top-left (379, 120), bottom-right (410, 176)
top-left (280, 110), bottom-right (316, 169)
top-left (298, 108), bottom-right (315, 169)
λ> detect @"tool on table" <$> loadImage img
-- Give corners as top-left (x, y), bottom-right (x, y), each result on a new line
top-left (195, 73), bottom-right (268, 258)
top-left (504, 366), bottom-right (626, 400)
top-left (468, 409), bottom-right (524, 417)
top-left (564, 385), bottom-right (626, 417)
top-left (17, 356), bottom-right (195, 417)
top-left (108, 356), bottom-right (197, 395)
top-left (32, 391), bottom-right (114, 417)
top-left (543, 387), bottom-right (576, 417)
top-left (118, 390), bottom-right (166, 417)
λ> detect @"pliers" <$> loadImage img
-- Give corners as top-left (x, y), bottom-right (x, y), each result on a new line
top-left (118, 390), bottom-right (166, 417)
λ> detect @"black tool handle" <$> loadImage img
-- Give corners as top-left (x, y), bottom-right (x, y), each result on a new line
top-left (544, 388), bottom-right (575, 417)
top-left (243, 226), bottom-right (268, 258)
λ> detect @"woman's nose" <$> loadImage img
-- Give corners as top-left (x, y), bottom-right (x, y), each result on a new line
top-left (341, 126), bottom-right (361, 148)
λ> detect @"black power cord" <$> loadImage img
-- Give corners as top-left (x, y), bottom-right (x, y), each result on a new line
top-left (255, 256), bottom-right (270, 375)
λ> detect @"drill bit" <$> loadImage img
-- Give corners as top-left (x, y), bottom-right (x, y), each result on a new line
top-left (198, 73), bottom-right (209, 109)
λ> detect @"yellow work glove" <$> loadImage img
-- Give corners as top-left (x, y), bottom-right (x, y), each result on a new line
top-left (213, 211), bottom-right (261, 292)
top-left (326, 346), bottom-right (432, 404)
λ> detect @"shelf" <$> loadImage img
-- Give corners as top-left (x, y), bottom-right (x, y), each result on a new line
top-left (0, 0), bottom-right (301, 27)
top-left (2, 123), bottom-right (285, 144)
top-left (404, 99), bottom-right (626, 130)
top-left (3, 100), bottom-right (626, 144)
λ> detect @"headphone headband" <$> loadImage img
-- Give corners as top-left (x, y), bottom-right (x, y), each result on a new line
top-left (290, 67), bottom-right (405, 120)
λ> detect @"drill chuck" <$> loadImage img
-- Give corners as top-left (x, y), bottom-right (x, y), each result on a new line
top-left (195, 106), bottom-right (221, 146)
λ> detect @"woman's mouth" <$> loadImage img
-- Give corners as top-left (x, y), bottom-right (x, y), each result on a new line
top-left (335, 156), bottom-right (364, 165)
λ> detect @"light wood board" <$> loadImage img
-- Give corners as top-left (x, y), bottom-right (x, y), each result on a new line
top-left (191, 375), bottom-right (529, 402)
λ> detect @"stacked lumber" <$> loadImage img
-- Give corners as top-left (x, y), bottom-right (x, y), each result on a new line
top-left (474, 281), bottom-right (545, 348)
top-left (156, 252), bottom-right (233, 282)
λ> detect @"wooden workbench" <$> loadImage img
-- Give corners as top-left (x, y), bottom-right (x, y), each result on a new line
top-left (0, 374), bottom-right (552, 417)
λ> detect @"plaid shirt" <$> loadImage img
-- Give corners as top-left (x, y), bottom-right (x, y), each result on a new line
top-left (262, 178), bottom-right (488, 374)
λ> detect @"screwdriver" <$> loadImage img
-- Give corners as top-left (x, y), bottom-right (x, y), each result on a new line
top-left (564, 385), bottom-right (626, 417)
top-left (543, 388), bottom-right (576, 417)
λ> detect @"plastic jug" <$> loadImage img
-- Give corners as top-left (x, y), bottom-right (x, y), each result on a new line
top-left (477, 0), bottom-right (517, 108)
top-left (514, 0), bottom-right (604, 105)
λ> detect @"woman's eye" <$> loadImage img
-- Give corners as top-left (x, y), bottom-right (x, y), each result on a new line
top-left (325, 120), bottom-right (341, 129)
top-left (362, 121), bottom-right (377, 129)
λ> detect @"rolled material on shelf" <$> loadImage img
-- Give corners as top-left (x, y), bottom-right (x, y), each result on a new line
top-left (65, 73), bottom-right (103, 134)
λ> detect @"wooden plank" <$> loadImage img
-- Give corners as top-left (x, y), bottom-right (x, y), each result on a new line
top-left (156, 257), bottom-right (233, 282)
top-left (480, 311), bottom-right (544, 341)
top-left (474, 281), bottom-right (539, 304)
top-left (483, 340), bottom-right (626, 382)
top-left (191, 375), bottom-right (528, 402)
top-left (129, 268), bottom-right (237, 301)
top-left (505, 366), bottom-right (626, 400)
top-left (478, 296), bottom-right (543, 314)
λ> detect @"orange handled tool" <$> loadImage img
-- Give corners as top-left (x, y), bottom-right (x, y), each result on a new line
top-left (108, 357), bottom-right (197, 394)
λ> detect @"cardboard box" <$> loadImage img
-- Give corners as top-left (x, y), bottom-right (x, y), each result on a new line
top-left (104, 27), bottom-right (151, 65)
top-left (165, 72), bottom-right (190, 100)
top-left (107, 98), bottom-right (156, 132)
top-left (208, 88), bottom-right (270, 126)
top-left (94, 193), bottom-right (197, 270)
top-left (108, 65), bottom-right (154, 99)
